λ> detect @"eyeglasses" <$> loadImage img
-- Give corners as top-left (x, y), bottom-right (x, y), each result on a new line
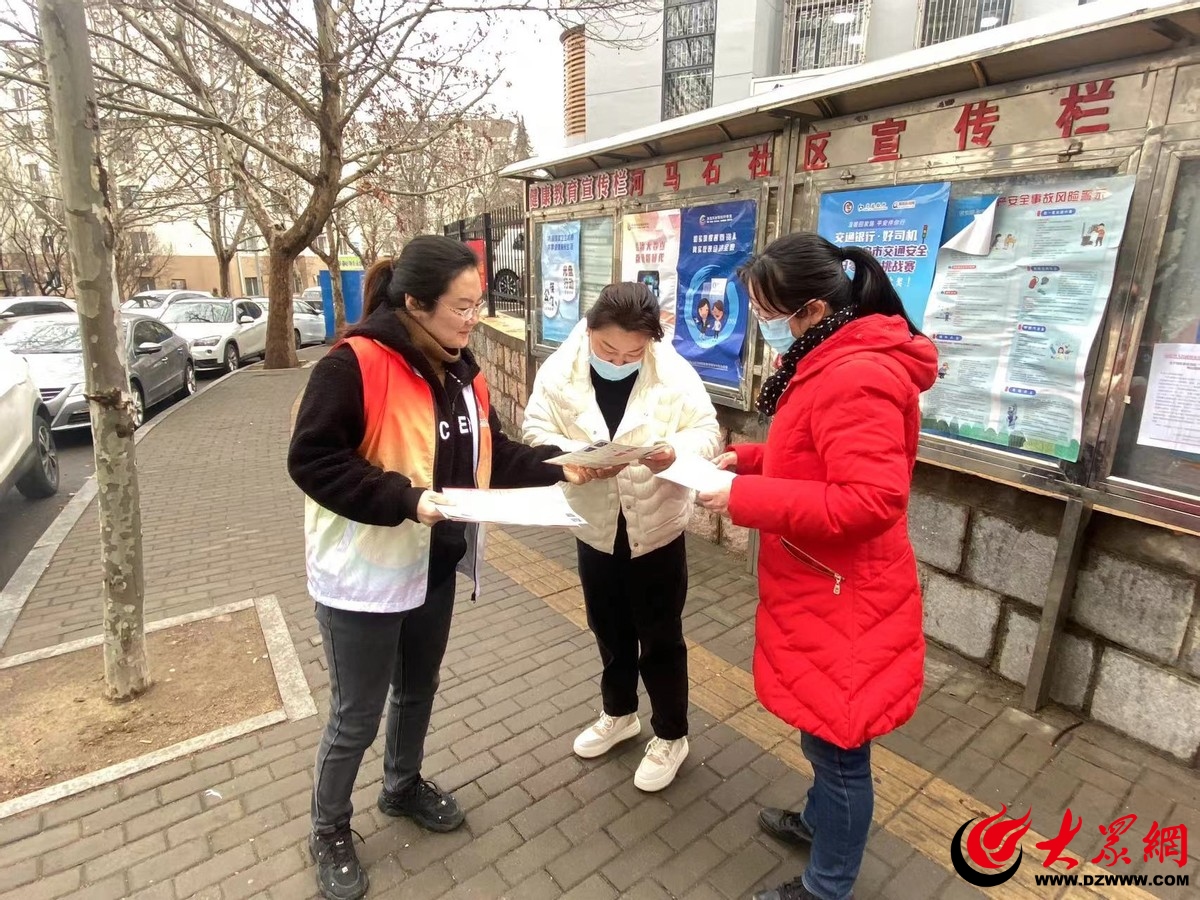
top-left (440, 301), bottom-right (487, 322)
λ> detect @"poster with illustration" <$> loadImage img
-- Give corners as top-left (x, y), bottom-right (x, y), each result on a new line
top-left (620, 210), bottom-right (681, 339)
top-left (540, 221), bottom-right (581, 344)
top-left (672, 200), bottom-right (757, 389)
top-left (920, 176), bottom-right (1136, 462)
top-left (817, 182), bottom-right (951, 322)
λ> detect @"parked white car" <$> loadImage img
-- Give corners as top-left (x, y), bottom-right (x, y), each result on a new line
top-left (0, 345), bottom-right (58, 500)
top-left (162, 298), bottom-right (267, 374)
top-left (121, 289), bottom-right (212, 320)
top-left (250, 296), bottom-right (326, 347)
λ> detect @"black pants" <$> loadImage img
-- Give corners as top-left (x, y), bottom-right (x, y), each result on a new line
top-left (576, 518), bottom-right (689, 740)
top-left (310, 572), bottom-right (456, 835)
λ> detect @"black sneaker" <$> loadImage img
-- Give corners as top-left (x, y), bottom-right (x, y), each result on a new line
top-left (759, 807), bottom-right (815, 846)
top-left (308, 828), bottom-right (368, 900)
top-left (377, 778), bottom-right (465, 832)
top-left (753, 876), bottom-right (820, 900)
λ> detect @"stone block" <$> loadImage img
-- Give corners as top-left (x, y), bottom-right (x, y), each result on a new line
top-left (908, 491), bottom-right (969, 573)
top-left (1071, 552), bottom-right (1196, 663)
top-left (963, 513), bottom-right (1056, 607)
top-left (1090, 648), bottom-right (1200, 761)
top-left (1184, 616), bottom-right (1200, 678)
top-left (720, 518), bottom-right (750, 556)
top-left (921, 567), bottom-right (1002, 663)
top-left (995, 608), bottom-right (1095, 709)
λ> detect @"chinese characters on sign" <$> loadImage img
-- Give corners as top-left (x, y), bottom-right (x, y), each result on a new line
top-left (633, 237), bottom-right (669, 266)
top-left (802, 77), bottom-right (1134, 171)
top-left (1057, 79), bottom-right (1115, 138)
top-left (528, 142), bottom-right (773, 210)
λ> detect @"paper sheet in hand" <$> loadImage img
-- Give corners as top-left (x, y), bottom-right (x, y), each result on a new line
top-left (434, 486), bottom-right (586, 527)
top-left (545, 440), bottom-right (669, 468)
top-left (655, 456), bottom-right (735, 493)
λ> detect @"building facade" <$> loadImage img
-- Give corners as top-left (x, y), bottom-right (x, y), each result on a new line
top-left (572, 0), bottom-right (1104, 144)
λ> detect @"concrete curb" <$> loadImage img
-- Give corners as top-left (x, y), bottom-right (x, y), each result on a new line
top-left (0, 594), bottom-right (314, 821)
top-left (0, 362), bottom-right (253, 653)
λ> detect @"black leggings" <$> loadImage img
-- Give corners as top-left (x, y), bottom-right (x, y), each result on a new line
top-left (576, 520), bottom-right (689, 740)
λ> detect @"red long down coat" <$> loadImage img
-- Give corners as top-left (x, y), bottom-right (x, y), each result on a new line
top-left (728, 314), bottom-right (938, 750)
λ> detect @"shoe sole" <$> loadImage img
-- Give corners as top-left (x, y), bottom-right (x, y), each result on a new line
top-left (634, 741), bottom-right (689, 792)
top-left (377, 797), bottom-right (465, 832)
top-left (573, 718), bottom-right (642, 759)
top-left (308, 839), bottom-right (369, 900)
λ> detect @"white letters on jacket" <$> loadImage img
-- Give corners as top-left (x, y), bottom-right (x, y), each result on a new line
top-left (524, 320), bottom-right (722, 558)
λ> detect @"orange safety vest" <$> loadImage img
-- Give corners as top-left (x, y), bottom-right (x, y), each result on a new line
top-left (303, 337), bottom-right (493, 612)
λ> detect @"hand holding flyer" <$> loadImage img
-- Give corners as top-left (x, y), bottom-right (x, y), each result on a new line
top-left (545, 440), bottom-right (672, 468)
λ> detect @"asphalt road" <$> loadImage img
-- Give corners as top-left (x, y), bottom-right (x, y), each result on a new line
top-left (0, 371), bottom-right (223, 595)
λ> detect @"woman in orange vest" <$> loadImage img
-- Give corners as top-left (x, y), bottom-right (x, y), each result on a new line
top-left (288, 235), bottom-right (592, 900)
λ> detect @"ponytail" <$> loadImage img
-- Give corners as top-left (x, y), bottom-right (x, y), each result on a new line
top-left (739, 233), bottom-right (921, 335)
top-left (839, 245), bottom-right (922, 336)
top-left (362, 258), bottom-right (396, 317)
top-left (358, 235), bottom-right (479, 320)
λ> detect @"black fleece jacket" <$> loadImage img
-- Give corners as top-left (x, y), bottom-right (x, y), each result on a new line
top-left (287, 306), bottom-right (565, 541)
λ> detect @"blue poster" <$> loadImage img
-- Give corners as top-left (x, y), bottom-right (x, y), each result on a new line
top-left (540, 221), bottom-right (581, 344)
top-left (673, 200), bottom-right (757, 388)
top-left (817, 183), bottom-right (951, 323)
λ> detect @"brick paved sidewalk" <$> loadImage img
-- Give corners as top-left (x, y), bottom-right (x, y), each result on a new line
top-left (2, 362), bottom-right (1198, 900)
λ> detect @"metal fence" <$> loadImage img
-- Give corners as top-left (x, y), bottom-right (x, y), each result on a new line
top-left (443, 204), bottom-right (526, 318)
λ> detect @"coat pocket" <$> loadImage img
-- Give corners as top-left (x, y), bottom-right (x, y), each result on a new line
top-left (779, 537), bottom-right (844, 596)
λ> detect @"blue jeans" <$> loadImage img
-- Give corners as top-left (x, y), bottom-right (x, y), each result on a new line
top-left (799, 730), bottom-right (874, 900)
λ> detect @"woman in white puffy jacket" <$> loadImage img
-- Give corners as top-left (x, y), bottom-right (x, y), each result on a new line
top-left (525, 283), bottom-right (721, 792)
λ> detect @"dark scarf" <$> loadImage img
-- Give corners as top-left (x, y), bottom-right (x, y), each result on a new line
top-left (756, 305), bottom-right (861, 417)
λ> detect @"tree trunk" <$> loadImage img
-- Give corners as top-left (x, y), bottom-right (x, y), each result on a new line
top-left (216, 250), bottom-right (233, 297)
top-left (265, 244), bottom-right (298, 368)
top-left (326, 223), bottom-right (346, 337)
top-left (39, 0), bottom-right (148, 700)
top-left (329, 254), bottom-right (346, 337)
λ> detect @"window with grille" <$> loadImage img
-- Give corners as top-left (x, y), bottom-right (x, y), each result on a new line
top-left (130, 232), bottom-right (150, 255)
top-left (663, 0), bottom-right (717, 119)
top-left (780, 0), bottom-right (871, 75)
top-left (919, 0), bottom-right (1011, 47)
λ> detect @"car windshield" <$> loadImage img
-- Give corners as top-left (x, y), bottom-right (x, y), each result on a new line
top-left (0, 319), bottom-right (82, 354)
top-left (123, 294), bottom-right (164, 310)
top-left (163, 301), bottom-right (233, 325)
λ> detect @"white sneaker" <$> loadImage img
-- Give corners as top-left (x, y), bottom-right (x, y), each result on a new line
top-left (573, 713), bottom-right (641, 759)
top-left (634, 736), bottom-right (689, 792)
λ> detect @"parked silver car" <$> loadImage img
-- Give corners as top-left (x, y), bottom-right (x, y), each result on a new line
top-left (0, 313), bottom-right (196, 430)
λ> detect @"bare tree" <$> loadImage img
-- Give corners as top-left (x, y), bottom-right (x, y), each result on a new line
top-left (112, 226), bottom-right (173, 298)
top-left (37, 0), bottom-right (149, 699)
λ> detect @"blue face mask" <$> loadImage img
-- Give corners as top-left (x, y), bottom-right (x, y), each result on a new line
top-left (590, 353), bottom-right (641, 381)
top-left (758, 313), bottom-right (798, 355)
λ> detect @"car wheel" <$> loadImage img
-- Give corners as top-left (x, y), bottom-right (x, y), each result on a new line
top-left (224, 342), bottom-right (240, 374)
top-left (178, 361), bottom-right (196, 399)
top-left (494, 269), bottom-right (520, 297)
top-left (130, 382), bottom-right (145, 429)
top-left (294, 329), bottom-right (302, 350)
top-left (16, 414), bottom-right (59, 499)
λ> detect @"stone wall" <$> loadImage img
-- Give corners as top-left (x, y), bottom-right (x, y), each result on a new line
top-left (468, 317), bottom-right (528, 437)
top-left (911, 465), bottom-right (1200, 764)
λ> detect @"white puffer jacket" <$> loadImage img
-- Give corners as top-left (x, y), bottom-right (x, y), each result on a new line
top-left (524, 320), bottom-right (722, 557)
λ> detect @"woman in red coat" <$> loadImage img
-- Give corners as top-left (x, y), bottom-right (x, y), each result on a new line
top-left (699, 233), bottom-right (937, 900)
